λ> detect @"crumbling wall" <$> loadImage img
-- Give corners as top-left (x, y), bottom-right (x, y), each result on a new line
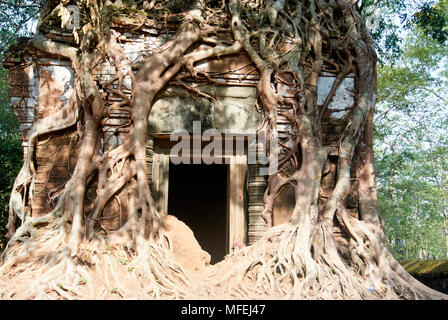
top-left (6, 56), bottom-right (37, 151)
top-left (5, 49), bottom-right (79, 217)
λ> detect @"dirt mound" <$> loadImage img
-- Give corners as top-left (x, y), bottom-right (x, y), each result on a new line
top-left (162, 215), bottom-right (211, 272)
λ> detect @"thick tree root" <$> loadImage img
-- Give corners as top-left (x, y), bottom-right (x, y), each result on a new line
top-left (0, 220), bottom-right (196, 299)
top-left (200, 221), bottom-right (448, 300)
top-left (1, 218), bottom-right (446, 300)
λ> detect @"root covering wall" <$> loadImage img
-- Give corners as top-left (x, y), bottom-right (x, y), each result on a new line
top-left (2, 0), bottom-right (445, 300)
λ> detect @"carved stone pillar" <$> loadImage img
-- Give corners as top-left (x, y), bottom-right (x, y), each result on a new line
top-left (247, 142), bottom-right (267, 245)
top-left (146, 136), bottom-right (154, 188)
top-left (152, 146), bottom-right (169, 214)
top-left (228, 154), bottom-right (247, 252)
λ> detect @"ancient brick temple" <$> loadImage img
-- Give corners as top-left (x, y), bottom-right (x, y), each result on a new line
top-left (4, 18), bottom-right (356, 263)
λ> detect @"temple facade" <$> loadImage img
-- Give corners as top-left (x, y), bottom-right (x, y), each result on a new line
top-left (4, 20), bottom-right (356, 262)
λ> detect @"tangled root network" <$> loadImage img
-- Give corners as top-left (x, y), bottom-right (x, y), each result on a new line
top-left (2, 0), bottom-right (447, 301)
top-left (0, 215), bottom-right (446, 300)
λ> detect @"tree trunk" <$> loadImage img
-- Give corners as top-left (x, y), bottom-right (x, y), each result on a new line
top-left (443, 215), bottom-right (448, 259)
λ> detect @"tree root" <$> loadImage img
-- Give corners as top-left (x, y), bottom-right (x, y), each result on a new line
top-left (0, 219), bottom-right (197, 299)
top-left (1, 215), bottom-right (447, 300)
top-left (194, 222), bottom-right (448, 300)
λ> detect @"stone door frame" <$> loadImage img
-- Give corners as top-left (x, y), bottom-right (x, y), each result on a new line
top-left (147, 135), bottom-right (251, 254)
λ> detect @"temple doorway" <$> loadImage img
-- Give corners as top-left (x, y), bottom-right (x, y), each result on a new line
top-left (168, 163), bottom-right (228, 264)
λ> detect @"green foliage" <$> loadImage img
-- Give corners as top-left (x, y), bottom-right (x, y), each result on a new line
top-left (361, 0), bottom-right (448, 64)
top-left (374, 3), bottom-right (448, 260)
top-left (0, 0), bottom-right (40, 251)
top-left (0, 68), bottom-right (23, 251)
top-left (411, 0), bottom-right (448, 44)
top-left (360, 0), bottom-right (407, 64)
top-left (376, 144), bottom-right (448, 260)
top-left (0, 0), bottom-right (44, 60)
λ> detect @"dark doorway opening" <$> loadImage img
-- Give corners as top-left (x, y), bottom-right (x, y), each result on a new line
top-left (168, 163), bottom-right (228, 264)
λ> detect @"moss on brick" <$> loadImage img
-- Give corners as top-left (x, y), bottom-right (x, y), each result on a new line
top-left (402, 260), bottom-right (448, 279)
